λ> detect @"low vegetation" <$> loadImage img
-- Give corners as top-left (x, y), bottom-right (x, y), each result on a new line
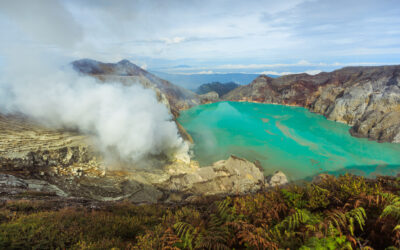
top-left (1, 174), bottom-right (400, 249)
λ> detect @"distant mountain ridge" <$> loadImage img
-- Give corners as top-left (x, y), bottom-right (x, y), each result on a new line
top-left (195, 82), bottom-right (240, 96)
top-left (150, 71), bottom-right (277, 90)
top-left (224, 65), bottom-right (400, 143)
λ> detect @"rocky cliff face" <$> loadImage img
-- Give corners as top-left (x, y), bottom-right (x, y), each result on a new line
top-left (0, 114), bottom-right (287, 203)
top-left (72, 59), bottom-right (200, 117)
top-left (224, 65), bottom-right (400, 143)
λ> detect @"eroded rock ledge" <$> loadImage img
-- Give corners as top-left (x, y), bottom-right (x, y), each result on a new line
top-left (0, 115), bottom-right (287, 203)
top-left (1, 155), bottom-right (288, 203)
top-left (159, 156), bottom-right (287, 202)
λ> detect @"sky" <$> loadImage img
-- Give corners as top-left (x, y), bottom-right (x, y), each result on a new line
top-left (0, 0), bottom-right (400, 75)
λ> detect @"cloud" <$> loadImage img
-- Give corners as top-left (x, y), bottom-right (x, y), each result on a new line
top-left (172, 70), bottom-right (218, 75)
top-left (25, 1), bottom-right (400, 68)
top-left (305, 70), bottom-right (322, 75)
top-left (0, 0), bottom-right (82, 48)
top-left (1, 0), bottom-right (400, 72)
top-left (157, 60), bottom-right (400, 76)
top-left (258, 69), bottom-right (321, 76)
top-left (196, 70), bottom-right (214, 75)
top-left (259, 71), bottom-right (294, 76)
top-left (161, 37), bottom-right (186, 44)
top-left (215, 61), bottom-right (316, 70)
top-left (194, 61), bottom-right (397, 71)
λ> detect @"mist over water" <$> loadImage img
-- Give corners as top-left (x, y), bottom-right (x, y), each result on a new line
top-left (179, 101), bottom-right (400, 180)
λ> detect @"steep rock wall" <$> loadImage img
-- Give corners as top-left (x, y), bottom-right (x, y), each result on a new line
top-left (224, 65), bottom-right (400, 143)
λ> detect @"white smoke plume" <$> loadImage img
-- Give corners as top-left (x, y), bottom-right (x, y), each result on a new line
top-left (0, 0), bottom-right (189, 166)
top-left (0, 65), bottom-right (187, 163)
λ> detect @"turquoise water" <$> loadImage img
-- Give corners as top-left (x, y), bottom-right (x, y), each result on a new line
top-left (178, 101), bottom-right (400, 180)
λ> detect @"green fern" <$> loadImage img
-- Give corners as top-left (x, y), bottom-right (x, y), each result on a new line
top-left (300, 234), bottom-right (352, 250)
top-left (305, 184), bottom-right (330, 210)
top-left (265, 208), bottom-right (315, 248)
top-left (281, 189), bottom-right (307, 208)
top-left (380, 193), bottom-right (400, 220)
top-left (347, 207), bottom-right (366, 232)
top-left (326, 207), bottom-right (366, 236)
top-left (174, 221), bottom-right (198, 250)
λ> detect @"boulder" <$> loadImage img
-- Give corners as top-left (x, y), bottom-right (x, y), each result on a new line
top-left (0, 174), bottom-right (28, 189)
top-left (266, 171), bottom-right (288, 187)
top-left (0, 173), bottom-right (68, 197)
top-left (159, 155), bottom-right (265, 200)
top-left (24, 179), bottom-right (68, 197)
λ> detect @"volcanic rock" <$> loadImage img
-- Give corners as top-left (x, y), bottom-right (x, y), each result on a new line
top-left (196, 81), bottom-right (240, 96)
top-left (0, 115), bottom-right (272, 203)
top-left (158, 155), bottom-right (266, 201)
top-left (72, 59), bottom-right (200, 117)
top-left (265, 171), bottom-right (288, 187)
top-left (224, 65), bottom-right (400, 143)
top-left (199, 91), bottom-right (219, 103)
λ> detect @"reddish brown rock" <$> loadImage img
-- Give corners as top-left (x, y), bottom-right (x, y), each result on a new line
top-left (224, 65), bottom-right (400, 143)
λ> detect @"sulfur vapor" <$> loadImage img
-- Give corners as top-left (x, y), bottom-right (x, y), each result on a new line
top-left (0, 0), bottom-right (189, 167)
top-left (0, 59), bottom-right (189, 165)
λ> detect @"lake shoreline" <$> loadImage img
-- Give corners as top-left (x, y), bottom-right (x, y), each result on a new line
top-left (179, 101), bottom-right (400, 180)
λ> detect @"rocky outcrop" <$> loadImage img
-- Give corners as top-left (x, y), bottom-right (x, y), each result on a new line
top-left (266, 171), bottom-right (288, 187)
top-left (224, 65), bottom-right (400, 143)
top-left (196, 81), bottom-right (240, 96)
top-left (72, 59), bottom-right (200, 117)
top-left (0, 115), bottom-right (95, 170)
top-left (0, 114), bottom-right (284, 203)
top-left (72, 59), bottom-right (201, 143)
top-left (0, 174), bottom-right (27, 189)
top-left (0, 174), bottom-right (67, 197)
top-left (199, 91), bottom-right (219, 103)
top-left (158, 155), bottom-right (266, 202)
